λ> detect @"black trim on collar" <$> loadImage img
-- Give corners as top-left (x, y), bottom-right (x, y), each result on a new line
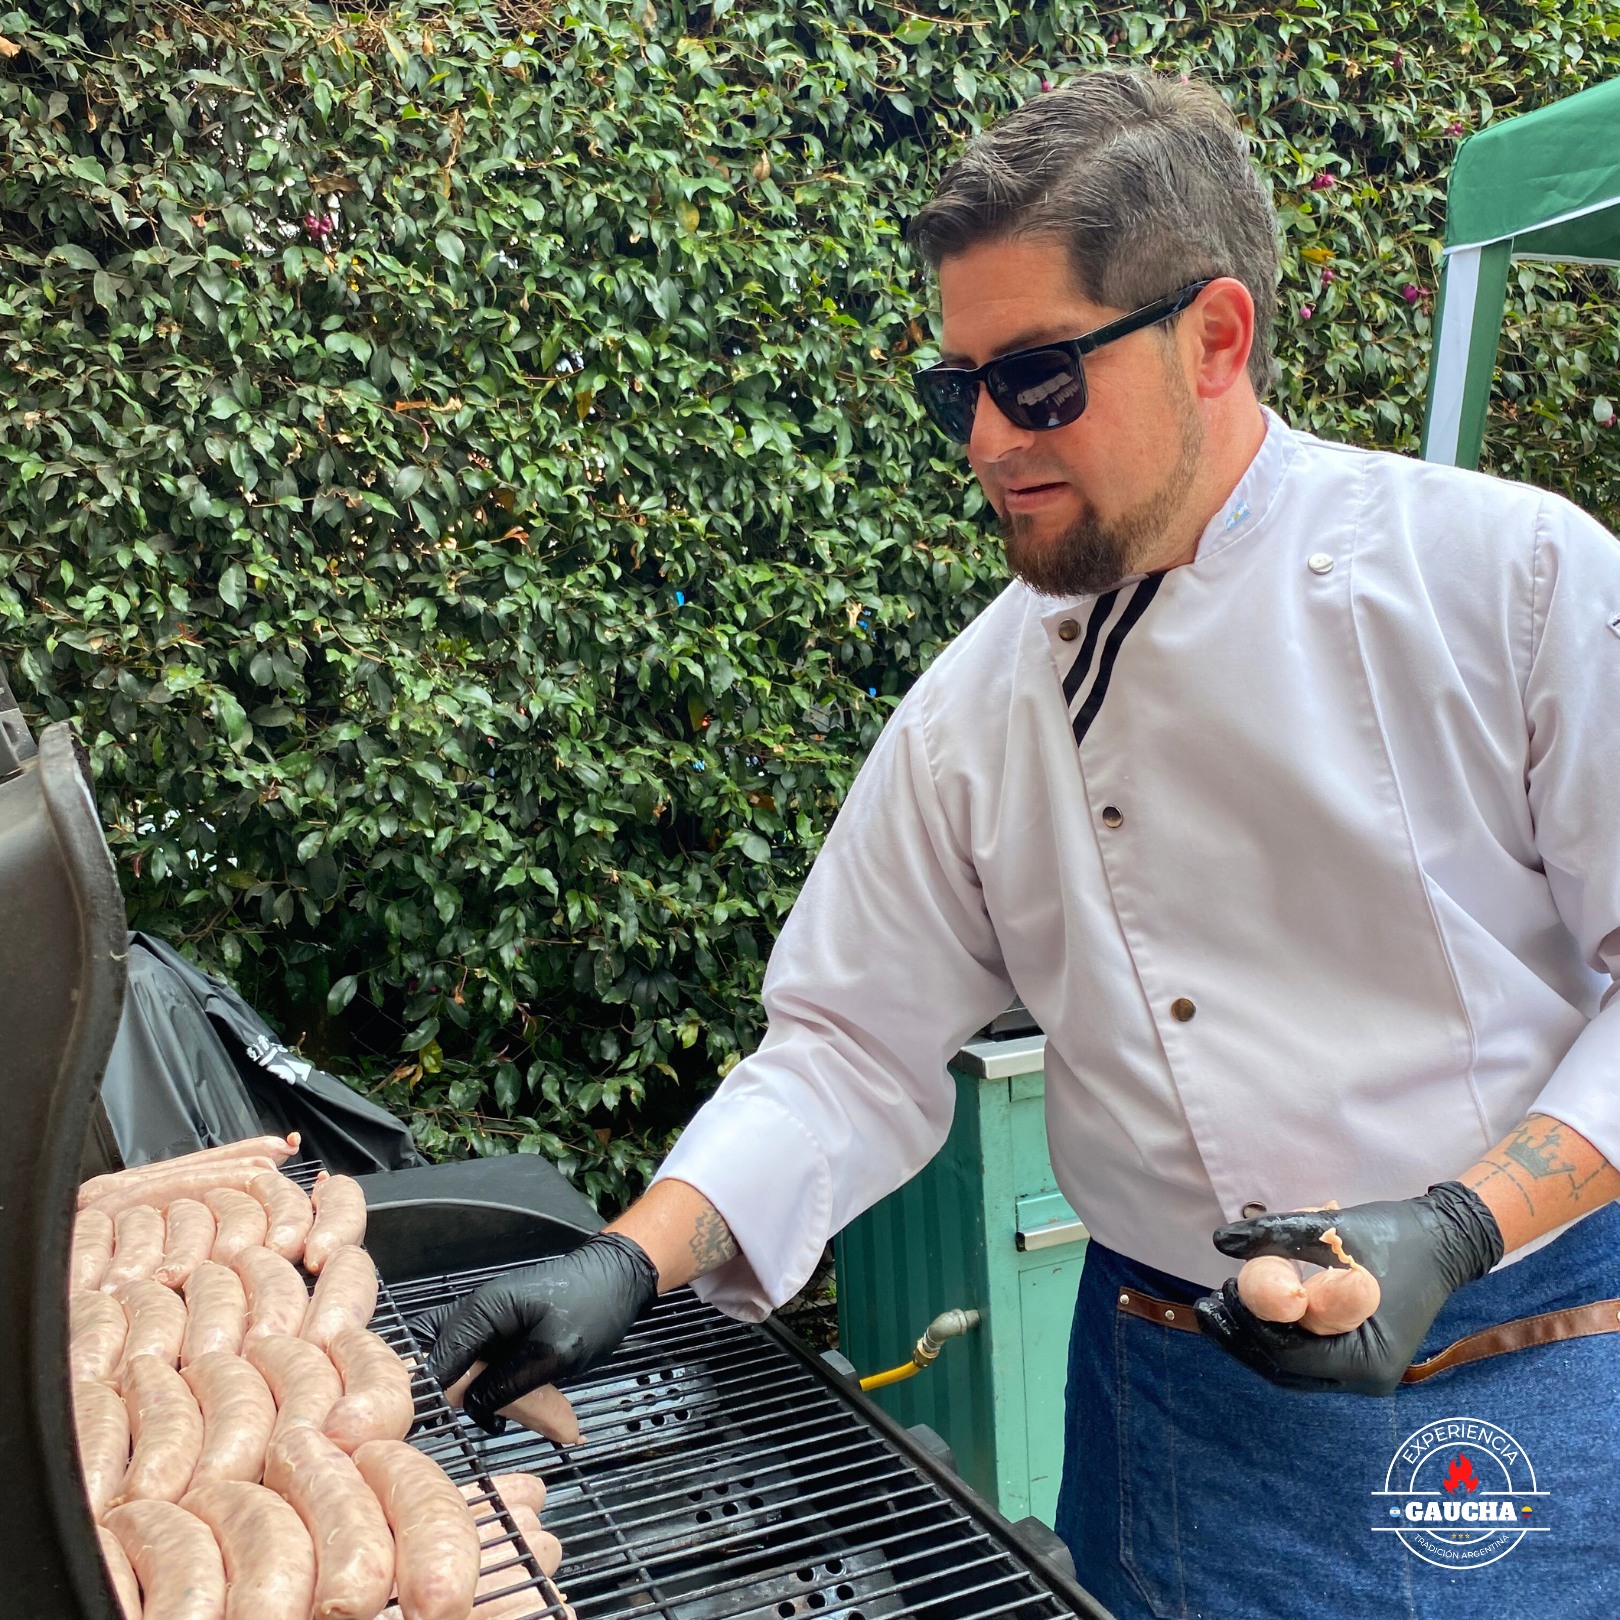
top-left (1061, 588), bottom-right (1121, 707)
top-left (1066, 573), bottom-right (1163, 745)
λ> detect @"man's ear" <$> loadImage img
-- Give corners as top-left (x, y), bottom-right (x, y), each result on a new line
top-left (1183, 276), bottom-right (1255, 400)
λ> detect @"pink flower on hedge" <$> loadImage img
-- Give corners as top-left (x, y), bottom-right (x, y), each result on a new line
top-left (1319, 267), bottom-right (1336, 284)
top-left (1300, 303), bottom-right (1315, 321)
top-left (1310, 172), bottom-right (1336, 191)
top-left (1041, 78), bottom-right (1053, 92)
top-left (1402, 283), bottom-right (1423, 304)
top-left (1446, 120), bottom-right (1465, 136)
top-left (303, 213), bottom-right (334, 240)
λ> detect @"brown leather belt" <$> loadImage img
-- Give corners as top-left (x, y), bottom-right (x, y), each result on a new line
top-left (1115, 1286), bottom-right (1620, 1383)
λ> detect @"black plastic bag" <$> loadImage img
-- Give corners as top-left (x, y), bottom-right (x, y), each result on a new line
top-left (100, 933), bottom-right (423, 1176)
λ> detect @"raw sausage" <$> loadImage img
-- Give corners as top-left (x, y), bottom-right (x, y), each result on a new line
top-left (305, 1173), bottom-right (368, 1273)
top-left (490, 1472), bottom-right (546, 1516)
top-left (204, 1188), bottom-right (268, 1266)
top-left (182, 1352), bottom-right (277, 1488)
top-left (103, 1499), bottom-right (226, 1620)
top-left (467, 1506), bottom-right (530, 1607)
top-left (323, 1327), bottom-right (415, 1452)
top-left (86, 1157), bottom-right (279, 1220)
top-left (354, 1439), bottom-right (481, 1620)
top-left (74, 1378), bottom-right (131, 1522)
top-left (97, 1524), bottom-right (143, 1619)
top-left (446, 1362), bottom-right (581, 1446)
top-left (180, 1263), bottom-right (247, 1365)
top-left (474, 1500), bottom-right (558, 1578)
top-left (155, 1200), bottom-right (217, 1290)
top-left (78, 1134), bottom-right (299, 1207)
top-left (300, 1245), bottom-right (378, 1349)
top-left (1300, 1262), bottom-right (1382, 1335)
top-left (235, 1246), bottom-right (309, 1343)
top-left (246, 1334), bottom-right (343, 1441)
top-left (103, 1206), bottom-right (167, 1291)
top-left (1235, 1255), bottom-right (1309, 1323)
top-left (463, 1503), bottom-right (560, 1618)
top-left (73, 1207), bottom-right (116, 1292)
top-left (461, 1473), bottom-right (546, 1518)
top-left (112, 1279), bottom-right (188, 1385)
top-left (248, 1171), bottom-right (314, 1263)
top-left (180, 1480), bottom-right (318, 1620)
top-left (515, 1508), bottom-right (561, 1578)
top-left (262, 1424), bottom-right (395, 1620)
top-left (71, 1289), bottom-right (130, 1384)
top-left (117, 1356), bottom-right (204, 1506)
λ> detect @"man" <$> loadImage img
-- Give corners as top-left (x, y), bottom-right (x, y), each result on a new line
top-left (428, 71), bottom-right (1620, 1617)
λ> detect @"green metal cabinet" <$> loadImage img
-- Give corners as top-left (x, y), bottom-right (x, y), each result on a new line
top-left (834, 1032), bottom-right (1088, 1527)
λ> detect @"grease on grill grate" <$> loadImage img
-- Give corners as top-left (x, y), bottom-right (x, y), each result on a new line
top-left (282, 1162), bottom-right (568, 1619)
top-left (389, 1266), bottom-right (1080, 1620)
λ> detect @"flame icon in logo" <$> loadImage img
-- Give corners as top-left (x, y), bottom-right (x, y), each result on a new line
top-left (1442, 1453), bottom-right (1480, 1495)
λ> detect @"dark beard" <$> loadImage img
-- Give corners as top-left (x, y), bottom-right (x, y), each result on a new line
top-left (1001, 396), bottom-right (1205, 598)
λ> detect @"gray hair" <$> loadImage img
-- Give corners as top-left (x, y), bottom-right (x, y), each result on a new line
top-left (909, 70), bottom-right (1280, 397)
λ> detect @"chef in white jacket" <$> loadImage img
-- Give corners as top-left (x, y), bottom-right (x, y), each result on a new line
top-left (428, 69), bottom-right (1620, 1618)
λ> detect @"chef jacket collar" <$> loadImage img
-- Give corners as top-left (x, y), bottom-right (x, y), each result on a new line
top-left (1033, 403), bottom-right (1297, 632)
top-left (1191, 403), bottom-right (1297, 567)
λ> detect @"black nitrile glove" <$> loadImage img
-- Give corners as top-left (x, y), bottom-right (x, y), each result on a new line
top-left (1192, 1181), bottom-right (1504, 1396)
top-left (422, 1231), bottom-right (658, 1432)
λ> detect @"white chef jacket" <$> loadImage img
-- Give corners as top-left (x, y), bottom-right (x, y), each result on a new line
top-left (653, 406), bottom-right (1620, 1316)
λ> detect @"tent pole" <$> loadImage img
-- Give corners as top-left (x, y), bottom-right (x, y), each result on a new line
top-left (1421, 241), bottom-right (1512, 468)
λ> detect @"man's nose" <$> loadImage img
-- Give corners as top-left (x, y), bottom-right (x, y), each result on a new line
top-left (968, 383), bottom-right (1035, 463)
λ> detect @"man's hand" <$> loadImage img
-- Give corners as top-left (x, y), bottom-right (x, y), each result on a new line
top-left (423, 1232), bottom-right (658, 1432)
top-left (1192, 1181), bottom-right (1503, 1396)
top-left (419, 1178), bottom-right (739, 1434)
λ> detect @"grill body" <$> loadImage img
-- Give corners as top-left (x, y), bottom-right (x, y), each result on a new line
top-left (2, 711), bottom-right (1114, 1620)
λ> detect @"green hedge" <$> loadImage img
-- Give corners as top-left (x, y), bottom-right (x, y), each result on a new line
top-left (4, 0), bottom-right (1618, 1206)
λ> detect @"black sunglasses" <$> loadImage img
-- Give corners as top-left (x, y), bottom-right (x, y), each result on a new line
top-left (914, 279), bottom-right (1213, 442)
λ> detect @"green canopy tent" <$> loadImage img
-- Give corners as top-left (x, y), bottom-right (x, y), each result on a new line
top-left (1420, 76), bottom-right (1620, 467)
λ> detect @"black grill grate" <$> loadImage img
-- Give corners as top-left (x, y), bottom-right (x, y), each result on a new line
top-left (387, 1261), bottom-right (1096, 1620)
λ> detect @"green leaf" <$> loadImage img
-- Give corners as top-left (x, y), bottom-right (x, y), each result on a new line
top-left (895, 17), bottom-right (935, 44)
top-left (494, 1064), bottom-right (521, 1110)
top-left (741, 833), bottom-right (771, 863)
top-left (402, 1017), bottom-right (441, 1053)
top-left (218, 564), bottom-right (247, 610)
top-left (48, 244), bottom-right (101, 271)
top-left (328, 974), bottom-right (359, 1014)
top-left (435, 230), bottom-right (464, 266)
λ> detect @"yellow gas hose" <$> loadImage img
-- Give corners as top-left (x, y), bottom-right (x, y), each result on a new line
top-left (857, 1307), bottom-right (981, 1392)
top-left (859, 1360), bottom-right (922, 1391)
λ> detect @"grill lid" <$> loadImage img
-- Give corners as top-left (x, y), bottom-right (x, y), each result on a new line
top-left (1, 722), bottom-right (130, 1620)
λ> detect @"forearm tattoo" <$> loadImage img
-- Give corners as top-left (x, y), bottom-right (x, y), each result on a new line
top-left (689, 1204), bottom-right (739, 1275)
top-left (1468, 1115), bottom-right (1613, 1220)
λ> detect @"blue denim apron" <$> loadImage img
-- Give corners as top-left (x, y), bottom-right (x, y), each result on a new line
top-left (1054, 1201), bottom-right (1620, 1620)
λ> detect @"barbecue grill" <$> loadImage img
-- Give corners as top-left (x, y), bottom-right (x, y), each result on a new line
top-left (1, 705), bottom-right (1116, 1620)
